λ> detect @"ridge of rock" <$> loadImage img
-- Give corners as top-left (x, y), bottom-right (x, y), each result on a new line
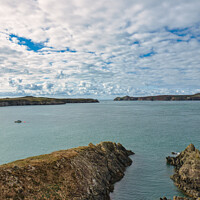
top-left (166, 144), bottom-right (200, 199)
top-left (0, 142), bottom-right (134, 200)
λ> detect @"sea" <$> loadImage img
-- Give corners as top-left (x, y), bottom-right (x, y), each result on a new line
top-left (0, 100), bottom-right (200, 200)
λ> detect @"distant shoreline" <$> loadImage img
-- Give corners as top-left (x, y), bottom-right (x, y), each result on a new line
top-left (0, 96), bottom-right (99, 107)
top-left (114, 93), bottom-right (200, 101)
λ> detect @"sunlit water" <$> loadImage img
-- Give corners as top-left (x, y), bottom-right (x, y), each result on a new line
top-left (0, 101), bottom-right (200, 200)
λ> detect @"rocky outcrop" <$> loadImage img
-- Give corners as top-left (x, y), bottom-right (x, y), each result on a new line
top-left (166, 144), bottom-right (200, 199)
top-left (0, 96), bottom-right (99, 107)
top-left (173, 197), bottom-right (191, 200)
top-left (114, 93), bottom-right (200, 101)
top-left (0, 142), bottom-right (134, 200)
top-left (160, 197), bottom-right (190, 200)
top-left (14, 120), bottom-right (22, 123)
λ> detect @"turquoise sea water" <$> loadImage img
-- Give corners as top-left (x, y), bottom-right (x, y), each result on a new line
top-left (0, 101), bottom-right (200, 200)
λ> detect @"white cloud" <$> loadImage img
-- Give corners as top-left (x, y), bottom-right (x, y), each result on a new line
top-left (0, 0), bottom-right (200, 98)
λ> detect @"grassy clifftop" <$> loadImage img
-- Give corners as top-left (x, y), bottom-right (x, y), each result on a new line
top-left (0, 142), bottom-right (134, 200)
top-left (114, 93), bottom-right (200, 101)
top-left (0, 96), bottom-right (99, 107)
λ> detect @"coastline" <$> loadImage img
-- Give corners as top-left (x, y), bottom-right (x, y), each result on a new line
top-left (0, 142), bottom-right (134, 200)
top-left (166, 144), bottom-right (200, 199)
top-left (114, 93), bottom-right (200, 101)
top-left (0, 96), bottom-right (99, 107)
top-left (0, 101), bottom-right (199, 199)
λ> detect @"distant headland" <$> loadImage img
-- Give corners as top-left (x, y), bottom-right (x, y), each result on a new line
top-left (114, 93), bottom-right (200, 101)
top-left (0, 96), bottom-right (99, 107)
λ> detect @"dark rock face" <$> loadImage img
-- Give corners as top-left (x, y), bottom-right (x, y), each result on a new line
top-left (0, 142), bottom-right (134, 200)
top-left (114, 93), bottom-right (200, 101)
top-left (0, 96), bottom-right (99, 107)
top-left (14, 120), bottom-right (22, 123)
top-left (166, 144), bottom-right (200, 199)
top-left (160, 197), bottom-right (169, 200)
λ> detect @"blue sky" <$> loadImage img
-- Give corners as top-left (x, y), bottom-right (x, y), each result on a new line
top-left (0, 0), bottom-right (200, 98)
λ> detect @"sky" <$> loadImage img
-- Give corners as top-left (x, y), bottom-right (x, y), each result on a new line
top-left (0, 0), bottom-right (200, 98)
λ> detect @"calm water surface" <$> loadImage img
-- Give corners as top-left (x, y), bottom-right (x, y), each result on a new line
top-left (0, 101), bottom-right (200, 200)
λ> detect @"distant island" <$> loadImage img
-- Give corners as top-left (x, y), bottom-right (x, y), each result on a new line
top-left (0, 96), bottom-right (99, 107)
top-left (114, 93), bottom-right (200, 101)
top-left (0, 142), bottom-right (134, 199)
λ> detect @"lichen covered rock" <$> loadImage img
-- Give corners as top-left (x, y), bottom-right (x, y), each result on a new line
top-left (0, 142), bottom-right (134, 200)
top-left (166, 144), bottom-right (200, 199)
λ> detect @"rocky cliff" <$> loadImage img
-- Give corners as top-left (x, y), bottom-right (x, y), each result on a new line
top-left (166, 144), bottom-right (200, 199)
top-left (0, 96), bottom-right (99, 107)
top-left (114, 93), bottom-right (200, 101)
top-left (0, 142), bottom-right (134, 200)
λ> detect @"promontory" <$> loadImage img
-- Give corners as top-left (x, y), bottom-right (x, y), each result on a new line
top-left (166, 144), bottom-right (200, 199)
top-left (0, 96), bottom-right (99, 107)
top-left (114, 93), bottom-right (200, 101)
top-left (0, 142), bottom-right (134, 200)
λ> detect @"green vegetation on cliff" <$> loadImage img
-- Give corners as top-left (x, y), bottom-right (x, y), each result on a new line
top-left (0, 142), bottom-right (134, 200)
top-left (114, 93), bottom-right (200, 101)
top-left (0, 96), bottom-right (99, 107)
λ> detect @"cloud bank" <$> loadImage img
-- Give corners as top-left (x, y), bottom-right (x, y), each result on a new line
top-left (0, 0), bottom-right (200, 98)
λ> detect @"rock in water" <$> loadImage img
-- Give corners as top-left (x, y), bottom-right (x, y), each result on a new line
top-left (166, 144), bottom-right (200, 199)
top-left (160, 197), bottom-right (169, 200)
top-left (0, 142), bottom-right (134, 200)
top-left (14, 120), bottom-right (22, 123)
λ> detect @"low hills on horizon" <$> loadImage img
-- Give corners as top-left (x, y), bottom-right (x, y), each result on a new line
top-left (0, 96), bottom-right (99, 107)
top-left (0, 93), bottom-right (200, 106)
top-left (114, 93), bottom-right (200, 101)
